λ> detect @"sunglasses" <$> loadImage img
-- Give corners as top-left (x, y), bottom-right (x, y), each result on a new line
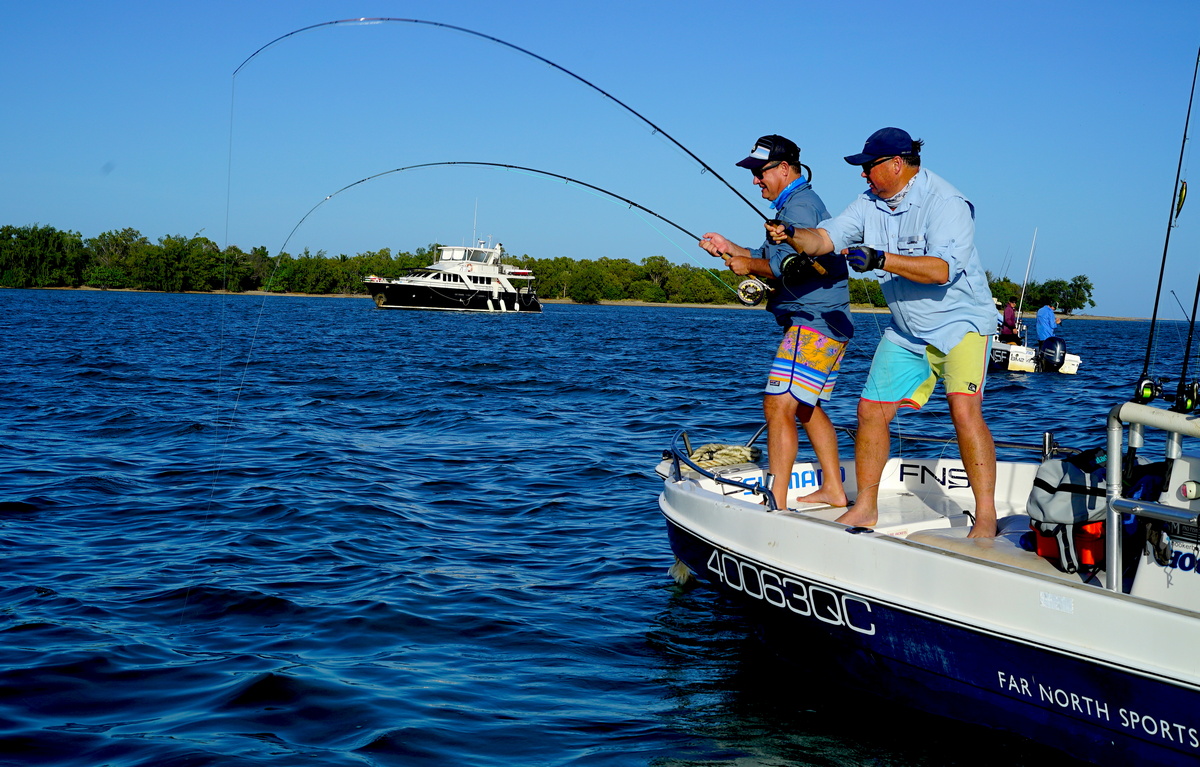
top-left (752, 161), bottom-right (782, 180)
top-left (861, 156), bottom-right (895, 174)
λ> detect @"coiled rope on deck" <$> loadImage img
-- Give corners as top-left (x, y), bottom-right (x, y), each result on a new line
top-left (688, 443), bottom-right (762, 468)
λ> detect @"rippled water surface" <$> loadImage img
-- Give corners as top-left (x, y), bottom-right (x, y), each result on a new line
top-left (1, 289), bottom-right (1191, 766)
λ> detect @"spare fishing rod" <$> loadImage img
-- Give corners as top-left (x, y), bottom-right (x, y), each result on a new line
top-left (1137, 46), bottom-right (1199, 400)
top-left (1015, 228), bottom-right (1037, 343)
top-left (232, 17), bottom-right (766, 221)
top-left (1168, 273), bottom-right (1200, 414)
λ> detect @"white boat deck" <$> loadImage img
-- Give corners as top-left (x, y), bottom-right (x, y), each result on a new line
top-left (790, 492), bottom-right (1104, 585)
top-left (687, 457), bottom-right (1106, 586)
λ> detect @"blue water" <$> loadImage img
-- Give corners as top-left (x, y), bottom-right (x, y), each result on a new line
top-left (0, 288), bottom-right (1191, 766)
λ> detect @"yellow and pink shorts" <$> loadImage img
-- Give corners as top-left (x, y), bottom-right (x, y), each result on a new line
top-left (765, 325), bottom-right (847, 407)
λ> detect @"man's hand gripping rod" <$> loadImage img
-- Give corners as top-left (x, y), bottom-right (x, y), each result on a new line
top-left (766, 219), bottom-right (826, 277)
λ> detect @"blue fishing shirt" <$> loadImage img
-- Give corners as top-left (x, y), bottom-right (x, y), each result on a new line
top-left (819, 168), bottom-right (995, 355)
top-left (749, 180), bottom-right (853, 342)
top-left (1036, 305), bottom-right (1059, 342)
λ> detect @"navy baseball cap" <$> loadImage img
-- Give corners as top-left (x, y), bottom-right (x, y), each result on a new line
top-left (736, 135), bottom-right (800, 170)
top-left (844, 127), bottom-right (919, 165)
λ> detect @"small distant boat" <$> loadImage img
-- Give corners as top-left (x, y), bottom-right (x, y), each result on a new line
top-left (363, 241), bottom-right (542, 313)
top-left (990, 336), bottom-right (1082, 374)
top-left (990, 229), bottom-right (1082, 374)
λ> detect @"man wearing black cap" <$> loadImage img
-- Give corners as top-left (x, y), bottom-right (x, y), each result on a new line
top-left (769, 127), bottom-right (999, 537)
top-left (699, 135), bottom-right (853, 511)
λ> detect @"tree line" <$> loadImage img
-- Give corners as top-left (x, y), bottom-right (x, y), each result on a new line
top-left (1, 223), bottom-right (1095, 312)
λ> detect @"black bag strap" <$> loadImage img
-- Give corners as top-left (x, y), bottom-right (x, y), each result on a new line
top-left (1031, 477), bottom-right (1106, 498)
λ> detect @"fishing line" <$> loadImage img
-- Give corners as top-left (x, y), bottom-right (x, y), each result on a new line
top-left (1170, 289), bottom-right (1191, 346)
top-left (204, 158), bottom-right (751, 515)
top-left (187, 160), bottom-right (749, 609)
top-left (228, 16), bottom-right (765, 228)
top-left (998, 246), bottom-right (1012, 281)
top-left (838, 293), bottom-right (899, 503)
top-left (1167, 282), bottom-right (1200, 413)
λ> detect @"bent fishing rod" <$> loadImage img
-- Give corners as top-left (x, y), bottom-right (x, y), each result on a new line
top-left (276, 161), bottom-right (704, 254)
top-left (232, 17), bottom-right (765, 220)
top-left (272, 161), bottom-right (825, 304)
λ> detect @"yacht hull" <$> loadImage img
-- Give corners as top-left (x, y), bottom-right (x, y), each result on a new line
top-left (365, 281), bottom-right (542, 313)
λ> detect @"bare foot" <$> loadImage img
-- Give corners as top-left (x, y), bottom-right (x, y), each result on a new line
top-left (966, 523), bottom-right (998, 538)
top-left (795, 487), bottom-right (848, 508)
top-left (967, 510), bottom-right (998, 538)
top-left (835, 505), bottom-right (878, 528)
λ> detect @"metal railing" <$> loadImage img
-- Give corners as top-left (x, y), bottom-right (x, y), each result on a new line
top-left (663, 424), bottom-right (1081, 514)
top-left (663, 427), bottom-right (778, 510)
top-left (1105, 401), bottom-right (1200, 592)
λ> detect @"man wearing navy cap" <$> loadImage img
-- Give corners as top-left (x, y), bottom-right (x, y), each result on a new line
top-left (699, 135), bottom-right (853, 511)
top-left (769, 127), bottom-right (999, 537)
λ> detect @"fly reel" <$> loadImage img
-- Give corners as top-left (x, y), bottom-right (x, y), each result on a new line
top-left (736, 278), bottom-right (770, 306)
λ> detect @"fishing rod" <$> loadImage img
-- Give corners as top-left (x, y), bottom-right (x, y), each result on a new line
top-left (1171, 274), bottom-right (1200, 413)
top-left (1015, 228), bottom-right (1037, 342)
top-left (269, 160), bottom-right (748, 299)
top-left (280, 161), bottom-right (701, 249)
top-left (1138, 46), bottom-right (1199, 391)
top-left (232, 17), bottom-right (765, 220)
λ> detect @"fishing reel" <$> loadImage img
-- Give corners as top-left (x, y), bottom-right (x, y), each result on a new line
top-left (767, 219), bottom-right (827, 278)
top-left (737, 278), bottom-right (771, 306)
top-left (1170, 381), bottom-right (1200, 413)
top-left (1133, 376), bottom-right (1163, 404)
top-left (1133, 375), bottom-right (1200, 412)
top-left (779, 250), bottom-right (823, 280)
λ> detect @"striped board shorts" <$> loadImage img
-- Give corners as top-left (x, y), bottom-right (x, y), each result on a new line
top-left (764, 325), bottom-right (847, 407)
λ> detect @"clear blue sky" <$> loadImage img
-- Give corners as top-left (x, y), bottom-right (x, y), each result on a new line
top-left (3, 0), bottom-right (1199, 317)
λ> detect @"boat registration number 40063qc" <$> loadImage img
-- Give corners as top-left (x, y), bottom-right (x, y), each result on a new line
top-left (701, 546), bottom-right (877, 635)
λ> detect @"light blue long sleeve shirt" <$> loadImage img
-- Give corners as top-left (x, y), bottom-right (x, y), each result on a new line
top-left (818, 168), bottom-right (996, 355)
top-left (1036, 305), bottom-right (1059, 342)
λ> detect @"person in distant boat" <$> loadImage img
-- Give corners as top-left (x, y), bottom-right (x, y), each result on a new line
top-left (698, 134), bottom-right (853, 511)
top-left (768, 127), bottom-right (999, 537)
top-left (1000, 298), bottom-right (1021, 344)
top-left (1036, 302), bottom-right (1061, 343)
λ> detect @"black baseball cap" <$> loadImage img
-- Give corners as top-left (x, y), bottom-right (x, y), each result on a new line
top-left (736, 135), bottom-right (800, 171)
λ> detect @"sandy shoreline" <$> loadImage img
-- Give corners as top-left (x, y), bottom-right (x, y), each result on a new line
top-left (23, 286), bottom-right (1138, 321)
top-left (538, 297), bottom-right (1135, 321)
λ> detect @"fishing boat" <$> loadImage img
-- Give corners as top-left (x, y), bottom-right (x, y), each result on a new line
top-left (989, 230), bottom-right (1083, 374)
top-left (989, 334), bottom-right (1082, 374)
top-left (363, 241), bottom-right (542, 313)
top-left (657, 50), bottom-right (1199, 767)
top-left (657, 409), bottom-right (1200, 766)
